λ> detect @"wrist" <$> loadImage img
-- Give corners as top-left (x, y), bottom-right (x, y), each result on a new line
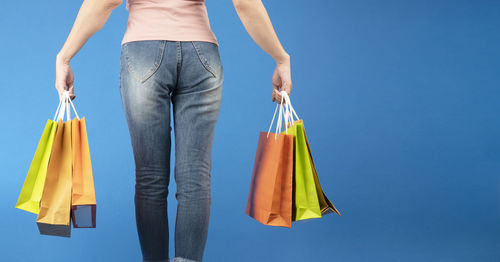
top-left (274, 52), bottom-right (290, 65)
top-left (56, 52), bottom-right (71, 65)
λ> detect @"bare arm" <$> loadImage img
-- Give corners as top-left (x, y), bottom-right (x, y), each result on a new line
top-left (55, 0), bottom-right (122, 100)
top-left (233, 0), bottom-right (292, 102)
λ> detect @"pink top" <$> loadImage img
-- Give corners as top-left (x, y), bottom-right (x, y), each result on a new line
top-left (122, 0), bottom-right (218, 46)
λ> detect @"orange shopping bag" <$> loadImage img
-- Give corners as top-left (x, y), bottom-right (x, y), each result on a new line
top-left (36, 92), bottom-right (74, 237)
top-left (245, 98), bottom-right (294, 228)
top-left (71, 115), bottom-right (96, 228)
top-left (69, 93), bottom-right (96, 228)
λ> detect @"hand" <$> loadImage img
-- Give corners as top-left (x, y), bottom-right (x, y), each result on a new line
top-left (271, 55), bottom-right (292, 104)
top-left (55, 55), bottom-right (76, 101)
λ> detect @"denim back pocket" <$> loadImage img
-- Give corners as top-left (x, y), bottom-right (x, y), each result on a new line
top-left (191, 41), bottom-right (221, 78)
top-left (123, 40), bottom-right (166, 83)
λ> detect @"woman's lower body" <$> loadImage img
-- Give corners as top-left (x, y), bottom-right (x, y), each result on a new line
top-left (119, 40), bottom-right (223, 262)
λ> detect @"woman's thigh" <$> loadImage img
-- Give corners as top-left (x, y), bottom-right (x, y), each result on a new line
top-left (172, 41), bottom-right (224, 201)
top-left (119, 40), bottom-right (175, 172)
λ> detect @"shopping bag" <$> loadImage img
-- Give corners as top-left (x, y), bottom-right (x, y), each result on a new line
top-left (36, 92), bottom-right (75, 237)
top-left (245, 99), bottom-right (294, 228)
top-left (304, 127), bottom-right (341, 216)
top-left (281, 92), bottom-right (340, 221)
top-left (281, 120), bottom-right (322, 221)
top-left (71, 116), bottom-right (97, 228)
top-left (15, 119), bottom-right (58, 214)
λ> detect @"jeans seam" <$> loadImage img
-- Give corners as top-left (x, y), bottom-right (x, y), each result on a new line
top-left (191, 41), bottom-right (217, 78)
top-left (176, 41), bottom-right (182, 83)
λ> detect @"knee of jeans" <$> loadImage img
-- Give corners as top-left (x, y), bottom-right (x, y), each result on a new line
top-left (135, 167), bottom-right (170, 200)
top-left (174, 169), bottom-right (211, 203)
top-left (175, 180), bottom-right (211, 203)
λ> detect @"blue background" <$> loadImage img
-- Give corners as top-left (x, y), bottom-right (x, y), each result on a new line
top-left (1, 0), bottom-right (499, 261)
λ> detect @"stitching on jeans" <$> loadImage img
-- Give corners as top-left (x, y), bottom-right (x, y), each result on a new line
top-left (176, 41), bottom-right (182, 80)
top-left (119, 45), bottom-right (124, 89)
top-left (191, 41), bottom-right (217, 78)
top-left (124, 41), bottom-right (166, 83)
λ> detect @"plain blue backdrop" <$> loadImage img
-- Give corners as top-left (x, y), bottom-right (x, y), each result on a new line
top-left (1, 0), bottom-right (499, 261)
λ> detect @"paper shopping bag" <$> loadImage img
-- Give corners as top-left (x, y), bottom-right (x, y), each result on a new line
top-left (245, 131), bottom-right (294, 228)
top-left (246, 95), bottom-right (297, 228)
top-left (15, 120), bottom-right (58, 214)
top-left (299, 120), bottom-right (341, 216)
top-left (282, 120), bottom-right (322, 221)
top-left (36, 119), bottom-right (73, 237)
top-left (71, 117), bottom-right (97, 228)
top-left (280, 90), bottom-right (341, 220)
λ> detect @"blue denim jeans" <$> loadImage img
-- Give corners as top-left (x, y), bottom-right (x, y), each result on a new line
top-left (119, 40), bottom-right (223, 262)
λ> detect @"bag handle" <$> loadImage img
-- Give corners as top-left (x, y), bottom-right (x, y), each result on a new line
top-left (54, 93), bottom-right (67, 121)
top-left (53, 91), bottom-right (80, 122)
top-left (281, 91), bottom-right (299, 125)
top-left (266, 94), bottom-right (289, 139)
top-left (52, 98), bottom-right (63, 121)
top-left (67, 91), bottom-right (80, 120)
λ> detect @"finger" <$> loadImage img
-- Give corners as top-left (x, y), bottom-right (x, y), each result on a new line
top-left (273, 89), bottom-right (280, 102)
top-left (272, 89), bottom-right (279, 104)
top-left (68, 84), bottom-right (76, 100)
top-left (272, 81), bottom-right (280, 91)
top-left (272, 83), bottom-right (279, 102)
top-left (275, 89), bottom-right (283, 104)
top-left (281, 81), bottom-right (292, 97)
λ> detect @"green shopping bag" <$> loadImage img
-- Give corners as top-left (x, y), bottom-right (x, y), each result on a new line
top-left (280, 91), bottom-right (341, 221)
top-left (303, 122), bottom-right (341, 216)
top-left (15, 99), bottom-right (63, 214)
top-left (282, 120), bottom-right (322, 221)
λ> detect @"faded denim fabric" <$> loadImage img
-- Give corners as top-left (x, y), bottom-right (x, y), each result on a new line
top-left (119, 40), bottom-right (223, 262)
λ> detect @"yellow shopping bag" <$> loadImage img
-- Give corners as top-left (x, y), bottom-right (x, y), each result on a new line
top-left (15, 98), bottom-right (71, 214)
top-left (15, 119), bottom-right (58, 214)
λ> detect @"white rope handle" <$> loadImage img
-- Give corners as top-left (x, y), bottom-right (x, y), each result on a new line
top-left (53, 91), bottom-right (80, 122)
top-left (266, 94), bottom-right (287, 139)
top-left (277, 96), bottom-right (284, 135)
top-left (67, 91), bottom-right (80, 120)
top-left (266, 103), bottom-right (279, 136)
top-left (282, 95), bottom-right (289, 134)
top-left (66, 92), bottom-right (70, 121)
top-left (281, 91), bottom-right (299, 125)
top-left (283, 95), bottom-right (291, 129)
top-left (55, 93), bottom-right (68, 122)
top-left (52, 97), bottom-right (63, 121)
